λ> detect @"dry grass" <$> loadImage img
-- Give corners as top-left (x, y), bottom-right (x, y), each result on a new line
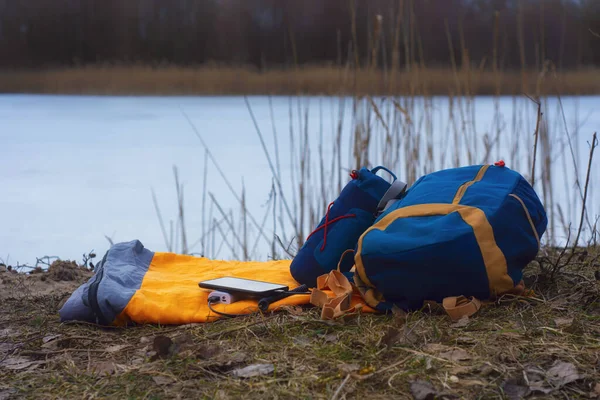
top-left (1, 65), bottom-right (600, 96)
top-left (1, 250), bottom-right (599, 400)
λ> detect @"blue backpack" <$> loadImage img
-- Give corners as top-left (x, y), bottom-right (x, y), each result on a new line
top-left (353, 162), bottom-right (547, 312)
top-left (290, 166), bottom-right (405, 288)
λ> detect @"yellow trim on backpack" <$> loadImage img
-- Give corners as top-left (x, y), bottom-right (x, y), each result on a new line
top-left (452, 165), bottom-right (490, 204)
top-left (354, 203), bottom-right (515, 296)
top-left (509, 194), bottom-right (540, 249)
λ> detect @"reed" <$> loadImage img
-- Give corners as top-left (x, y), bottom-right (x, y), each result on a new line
top-left (147, 8), bottom-right (598, 268)
top-left (1, 65), bottom-right (599, 96)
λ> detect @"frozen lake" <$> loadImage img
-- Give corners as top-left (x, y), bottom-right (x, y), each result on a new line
top-left (1, 94), bottom-right (598, 267)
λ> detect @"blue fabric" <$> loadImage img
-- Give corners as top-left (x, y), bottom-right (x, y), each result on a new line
top-left (361, 213), bottom-right (491, 310)
top-left (358, 164), bottom-right (547, 312)
top-left (59, 240), bottom-right (154, 323)
top-left (290, 166), bottom-right (393, 287)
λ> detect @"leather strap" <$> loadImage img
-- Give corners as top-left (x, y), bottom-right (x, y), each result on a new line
top-left (442, 296), bottom-right (482, 321)
top-left (310, 270), bottom-right (354, 320)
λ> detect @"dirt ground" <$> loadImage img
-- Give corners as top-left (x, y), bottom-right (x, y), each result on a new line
top-left (1, 254), bottom-right (599, 400)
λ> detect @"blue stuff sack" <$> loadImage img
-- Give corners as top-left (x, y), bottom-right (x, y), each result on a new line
top-left (354, 162), bottom-right (547, 313)
top-left (290, 166), bottom-right (400, 288)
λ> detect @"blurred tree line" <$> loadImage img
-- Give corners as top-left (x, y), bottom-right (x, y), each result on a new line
top-left (0, 0), bottom-right (598, 69)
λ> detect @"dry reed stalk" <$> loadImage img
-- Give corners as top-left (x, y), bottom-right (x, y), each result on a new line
top-left (213, 216), bottom-right (236, 260)
top-left (241, 179), bottom-right (248, 261)
top-left (173, 166), bottom-right (188, 254)
top-left (527, 95), bottom-right (543, 187)
top-left (350, 0), bottom-right (360, 69)
top-left (244, 96), bottom-right (297, 239)
top-left (371, 15), bottom-right (383, 69)
top-left (209, 193), bottom-right (246, 260)
top-left (181, 106), bottom-right (272, 248)
top-left (250, 184), bottom-right (275, 259)
top-left (551, 132), bottom-right (598, 278)
top-left (201, 149), bottom-right (208, 256)
top-left (444, 19), bottom-right (461, 96)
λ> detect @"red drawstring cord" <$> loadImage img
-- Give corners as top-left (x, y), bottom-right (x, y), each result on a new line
top-left (305, 201), bottom-right (356, 251)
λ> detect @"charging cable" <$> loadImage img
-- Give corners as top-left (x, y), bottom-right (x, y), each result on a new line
top-left (207, 295), bottom-right (250, 318)
top-left (206, 284), bottom-right (310, 318)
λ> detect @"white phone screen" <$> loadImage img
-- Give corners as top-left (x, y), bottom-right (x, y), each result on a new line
top-left (199, 277), bottom-right (287, 293)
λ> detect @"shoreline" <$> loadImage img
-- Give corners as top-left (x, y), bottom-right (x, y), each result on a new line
top-left (1, 65), bottom-right (599, 96)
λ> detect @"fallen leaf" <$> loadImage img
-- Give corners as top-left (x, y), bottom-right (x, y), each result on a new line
top-left (391, 305), bottom-right (408, 326)
top-left (210, 351), bottom-right (248, 370)
top-left (0, 328), bottom-right (17, 338)
top-left (0, 388), bottom-right (16, 400)
top-left (499, 331), bottom-right (522, 339)
top-left (338, 363), bottom-right (360, 374)
top-left (280, 305), bottom-right (304, 315)
top-left (461, 379), bottom-right (487, 387)
top-left (0, 343), bottom-right (16, 353)
top-left (228, 352), bottom-right (248, 364)
top-left (546, 361), bottom-right (580, 388)
top-left (450, 316), bottom-right (470, 328)
top-left (358, 366), bottom-right (376, 375)
top-left (105, 344), bottom-right (130, 353)
top-left (0, 357), bottom-right (38, 371)
top-left (152, 375), bottom-right (175, 386)
top-left (439, 348), bottom-right (472, 362)
top-left (338, 364), bottom-right (360, 374)
top-left (423, 343), bottom-right (450, 353)
top-left (502, 379), bottom-right (530, 400)
top-left (212, 389), bottom-right (229, 400)
top-left (455, 336), bottom-right (476, 346)
top-left (292, 336), bottom-right (311, 347)
top-left (195, 345), bottom-right (220, 360)
top-left (172, 333), bottom-right (195, 347)
top-left (593, 383), bottom-right (600, 397)
top-left (323, 333), bottom-right (338, 343)
top-left (381, 327), bottom-right (401, 349)
top-left (554, 317), bottom-right (574, 328)
top-left (152, 335), bottom-right (174, 359)
top-left (479, 364), bottom-right (496, 376)
top-left (528, 381), bottom-right (554, 395)
top-left (89, 361), bottom-right (116, 376)
top-left (231, 363), bottom-right (274, 378)
top-left (171, 333), bottom-right (197, 357)
top-left (410, 380), bottom-right (438, 400)
top-left (450, 365), bottom-right (475, 376)
top-left (42, 334), bottom-right (61, 343)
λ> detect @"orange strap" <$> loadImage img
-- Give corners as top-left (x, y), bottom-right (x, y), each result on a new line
top-left (442, 296), bottom-right (482, 321)
top-left (310, 270), bottom-right (354, 320)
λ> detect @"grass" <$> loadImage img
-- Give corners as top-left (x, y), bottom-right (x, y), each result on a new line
top-left (1, 64), bottom-right (600, 96)
top-left (1, 252), bottom-right (599, 399)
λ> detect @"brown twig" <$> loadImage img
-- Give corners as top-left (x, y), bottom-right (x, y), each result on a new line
top-left (557, 132), bottom-right (598, 275)
top-left (548, 132), bottom-right (598, 279)
top-left (525, 94), bottom-right (542, 187)
top-left (330, 374), bottom-right (351, 400)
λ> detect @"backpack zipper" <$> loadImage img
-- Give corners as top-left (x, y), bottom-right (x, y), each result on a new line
top-left (509, 194), bottom-right (540, 248)
top-left (452, 165), bottom-right (490, 204)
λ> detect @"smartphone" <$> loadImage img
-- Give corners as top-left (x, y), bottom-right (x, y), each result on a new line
top-left (198, 277), bottom-right (288, 297)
